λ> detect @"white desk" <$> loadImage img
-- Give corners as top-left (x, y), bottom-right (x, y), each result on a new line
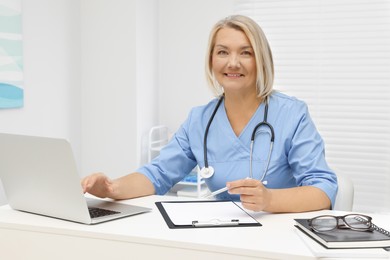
top-left (0, 195), bottom-right (389, 260)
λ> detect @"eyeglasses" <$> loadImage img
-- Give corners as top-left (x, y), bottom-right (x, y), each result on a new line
top-left (308, 214), bottom-right (373, 232)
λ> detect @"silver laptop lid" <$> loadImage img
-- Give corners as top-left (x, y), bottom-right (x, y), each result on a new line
top-left (0, 133), bottom-right (151, 224)
top-left (0, 133), bottom-right (92, 223)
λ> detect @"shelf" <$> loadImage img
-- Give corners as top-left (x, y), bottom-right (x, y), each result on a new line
top-left (150, 146), bottom-right (164, 152)
top-left (178, 180), bottom-right (205, 186)
top-left (176, 185), bottom-right (210, 198)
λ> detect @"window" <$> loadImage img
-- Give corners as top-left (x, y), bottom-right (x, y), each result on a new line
top-left (234, 0), bottom-right (390, 212)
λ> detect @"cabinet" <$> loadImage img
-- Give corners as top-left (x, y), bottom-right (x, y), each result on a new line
top-left (148, 126), bottom-right (208, 198)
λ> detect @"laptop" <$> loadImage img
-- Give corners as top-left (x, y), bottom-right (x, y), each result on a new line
top-left (0, 133), bottom-right (151, 224)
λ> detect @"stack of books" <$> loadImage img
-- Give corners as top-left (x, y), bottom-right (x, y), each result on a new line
top-left (295, 218), bottom-right (390, 249)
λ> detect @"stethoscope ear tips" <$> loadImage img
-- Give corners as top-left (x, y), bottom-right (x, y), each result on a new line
top-left (200, 166), bottom-right (214, 179)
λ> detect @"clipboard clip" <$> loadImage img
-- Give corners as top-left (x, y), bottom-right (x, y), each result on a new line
top-left (192, 219), bottom-right (239, 227)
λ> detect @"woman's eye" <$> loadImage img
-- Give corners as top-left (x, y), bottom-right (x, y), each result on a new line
top-left (217, 50), bottom-right (228, 56)
top-left (242, 51), bottom-right (252, 56)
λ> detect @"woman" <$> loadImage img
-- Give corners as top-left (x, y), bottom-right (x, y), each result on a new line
top-left (82, 15), bottom-right (337, 213)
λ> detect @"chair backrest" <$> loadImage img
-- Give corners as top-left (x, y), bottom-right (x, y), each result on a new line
top-left (333, 171), bottom-right (354, 211)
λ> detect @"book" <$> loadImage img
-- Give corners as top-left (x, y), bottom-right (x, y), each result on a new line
top-left (295, 218), bottom-right (390, 249)
top-left (294, 228), bottom-right (390, 259)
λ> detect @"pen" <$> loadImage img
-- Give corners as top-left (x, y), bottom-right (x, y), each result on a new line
top-left (204, 186), bottom-right (228, 199)
top-left (204, 180), bottom-right (268, 199)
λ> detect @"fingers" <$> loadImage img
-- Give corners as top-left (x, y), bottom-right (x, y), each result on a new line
top-left (81, 176), bottom-right (92, 193)
top-left (241, 200), bottom-right (264, 212)
top-left (81, 173), bottom-right (97, 193)
top-left (81, 173), bottom-right (108, 194)
top-left (241, 191), bottom-right (269, 212)
top-left (227, 178), bottom-right (262, 194)
top-left (227, 178), bottom-right (268, 212)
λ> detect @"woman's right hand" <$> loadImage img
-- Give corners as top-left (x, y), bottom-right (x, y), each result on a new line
top-left (81, 173), bottom-right (116, 198)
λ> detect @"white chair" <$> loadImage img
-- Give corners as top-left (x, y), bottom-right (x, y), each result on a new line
top-left (333, 171), bottom-right (354, 211)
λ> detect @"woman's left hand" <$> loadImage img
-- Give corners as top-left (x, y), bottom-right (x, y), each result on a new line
top-left (226, 178), bottom-right (271, 212)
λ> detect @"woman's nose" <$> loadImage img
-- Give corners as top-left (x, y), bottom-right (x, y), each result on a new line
top-left (227, 54), bottom-right (241, 68)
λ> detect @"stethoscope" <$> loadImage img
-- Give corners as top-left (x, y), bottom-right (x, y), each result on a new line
top-left (199, 95), bottom-right (275, 183)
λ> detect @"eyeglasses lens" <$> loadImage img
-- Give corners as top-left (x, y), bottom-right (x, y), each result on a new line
top-left (344, 215), bottom-right (371, 230)
top-left (311, 216), bottom-right (337, 231)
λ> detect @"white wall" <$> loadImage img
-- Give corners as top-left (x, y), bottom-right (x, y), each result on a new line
top-left (0, 0), bottom-right (81, 205)
top-left (79, 0), bottom-right (235, 176)
top-left (136, 0), bottom-right (159, 166)
top-left (158, 0), bottom-right (234, 132)
top-left (0, 0), bottom-right (234, 205)
top-left (80, 0), bottom-right (139, 179)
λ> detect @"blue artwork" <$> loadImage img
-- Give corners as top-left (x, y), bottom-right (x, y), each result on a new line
top-left (0, 0), bottom-right (23, 109)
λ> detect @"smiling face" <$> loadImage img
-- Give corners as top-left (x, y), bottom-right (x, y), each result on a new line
top-left (211, 27), bottom-right (257, 96)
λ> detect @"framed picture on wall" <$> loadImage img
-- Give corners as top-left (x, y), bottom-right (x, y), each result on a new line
top-left (0, 0), bottom-right (23, 109)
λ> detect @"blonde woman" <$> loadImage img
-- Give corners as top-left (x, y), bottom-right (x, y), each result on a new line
top-left (82, 15), bottom-right (337, 213)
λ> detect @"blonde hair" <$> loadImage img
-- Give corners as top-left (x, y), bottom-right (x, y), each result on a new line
top-left (205, 15), bottom-right (274, 99)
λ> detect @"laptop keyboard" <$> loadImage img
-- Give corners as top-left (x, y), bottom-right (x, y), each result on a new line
top-left (88, 207), bottom-right (120, 219)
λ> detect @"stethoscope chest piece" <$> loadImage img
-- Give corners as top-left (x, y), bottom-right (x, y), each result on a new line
top-left (199, 166), bottom-right (214, 179)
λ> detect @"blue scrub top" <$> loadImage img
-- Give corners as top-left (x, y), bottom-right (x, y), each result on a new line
top-left (137, 91), bottom-right (338, 206)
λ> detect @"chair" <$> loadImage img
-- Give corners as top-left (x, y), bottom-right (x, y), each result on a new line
top-left (333, 171), bottom-right (354, 211)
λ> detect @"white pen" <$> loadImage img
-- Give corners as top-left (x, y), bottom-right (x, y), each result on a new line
top-left (204, 186), bottom-right (229, 199)
top-left (203, 180), bottom-right (268, 199)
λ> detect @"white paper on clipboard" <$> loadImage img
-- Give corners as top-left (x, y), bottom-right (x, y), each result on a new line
top-left (160, 200), bottom-right (259, 226)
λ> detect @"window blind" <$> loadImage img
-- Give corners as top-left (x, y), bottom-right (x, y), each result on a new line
top-left (234, 0), bottom-right (390, 213)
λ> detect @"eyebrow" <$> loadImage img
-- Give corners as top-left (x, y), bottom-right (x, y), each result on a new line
top-left (214, 44), bottom-right (253, 50)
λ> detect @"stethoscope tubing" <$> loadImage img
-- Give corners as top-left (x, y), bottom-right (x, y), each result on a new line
top-left (202, 95), bottom-right (275, 182)
top-left (203, 96), bottom-right (224, 168)
top-left (249, 99), bottom-right (275, 180)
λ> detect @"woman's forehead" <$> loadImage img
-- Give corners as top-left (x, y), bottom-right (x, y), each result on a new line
top-left (214, 27), bottom-right (252, 47)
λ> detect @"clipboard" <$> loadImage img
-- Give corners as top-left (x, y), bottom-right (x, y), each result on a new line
top-left (156, 200), bottom-right (262, 229)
